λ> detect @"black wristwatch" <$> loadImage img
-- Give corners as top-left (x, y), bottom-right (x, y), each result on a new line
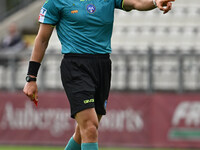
top-left (26, 75), bottom-right (37, 82)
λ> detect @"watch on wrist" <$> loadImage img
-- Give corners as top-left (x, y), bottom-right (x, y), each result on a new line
top-left (26, 75), bottom-right (37, 82)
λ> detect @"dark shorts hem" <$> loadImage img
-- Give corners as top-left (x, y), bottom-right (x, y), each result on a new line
top-left (71, 106), bottom-right (107, 119)
top-left (96, 111), bottom-right (106, 116)
top-left (71, 105), bottom-right (95, 119)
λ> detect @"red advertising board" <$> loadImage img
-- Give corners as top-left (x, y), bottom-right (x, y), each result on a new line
top-left (0, 92), bottom-right (200, 148)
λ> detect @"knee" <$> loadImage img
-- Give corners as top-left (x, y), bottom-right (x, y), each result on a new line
top-left (75, 108), bottom-right (99, 142)
top-left (80, 120), bottom-right (98, 142)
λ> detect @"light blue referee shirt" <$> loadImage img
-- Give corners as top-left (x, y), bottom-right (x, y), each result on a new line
top-left (39, 0), bottom-right (124, 54)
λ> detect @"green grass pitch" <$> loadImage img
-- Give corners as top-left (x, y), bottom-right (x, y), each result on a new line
top-left (0, 146), bottom-right (196, 150)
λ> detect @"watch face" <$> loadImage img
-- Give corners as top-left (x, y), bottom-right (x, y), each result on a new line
top-left (26, 76), bottom-right (36, 82)
top-left (26, 76), bottom-right (30, 82)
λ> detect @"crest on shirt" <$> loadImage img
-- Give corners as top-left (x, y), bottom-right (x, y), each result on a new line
top-left (86, 4), bottom-right (96, 14)
top-left (38, 7), bottom-right (47, 22)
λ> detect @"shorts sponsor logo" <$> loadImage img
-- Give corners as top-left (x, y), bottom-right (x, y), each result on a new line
top-left (169, 101), bottom-right (200, 140)
top-left (39, 7), bottom-right (47, 23)
top-left (84, 99), bottom-right (94, 104)
top-left (86, 4), bottom-right (96, 14)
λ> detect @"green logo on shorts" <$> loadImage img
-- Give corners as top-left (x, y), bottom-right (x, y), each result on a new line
top-left (84, 99), bottom-right (94, 104)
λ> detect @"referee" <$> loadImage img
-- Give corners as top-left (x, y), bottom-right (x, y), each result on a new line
top-left (23, 0), bottom-right (175, 150)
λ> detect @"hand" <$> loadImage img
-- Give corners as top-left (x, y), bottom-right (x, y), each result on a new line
top-left (23, 81), bottom-right (38, 102)
top-left (156, 0), bottom-right (175, 14)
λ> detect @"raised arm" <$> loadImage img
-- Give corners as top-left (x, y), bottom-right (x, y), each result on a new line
top-left (23, 24), bottom-right (54, 102)
top-left (123, 0), bottom-right (175, 14)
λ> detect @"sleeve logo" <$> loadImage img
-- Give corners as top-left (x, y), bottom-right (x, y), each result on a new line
top-left (38, 7), bottom-right (47, 22)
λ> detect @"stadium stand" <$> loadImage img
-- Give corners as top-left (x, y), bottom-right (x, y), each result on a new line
top-left (111, 0), bottom-right (200, 52)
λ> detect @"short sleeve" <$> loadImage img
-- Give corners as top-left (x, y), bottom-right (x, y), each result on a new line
top-left (38, 0), bottom-right (60, 25)
top-left (115, 0), bottom-right (123, 9)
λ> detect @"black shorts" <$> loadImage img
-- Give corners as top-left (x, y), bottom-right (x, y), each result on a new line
top-left (60, 53), bottom-right (111, 118)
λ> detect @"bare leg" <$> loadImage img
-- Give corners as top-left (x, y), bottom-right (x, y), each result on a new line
top-left (73, 114), bottom-right (102, 144)
top-left (75, 108), bottom-right (99, 143)
top-left (73, 124), bottom-right (81, 144)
